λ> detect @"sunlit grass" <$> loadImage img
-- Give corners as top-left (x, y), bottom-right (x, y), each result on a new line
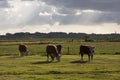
top-left (0, 55), bottom-right (119, 80)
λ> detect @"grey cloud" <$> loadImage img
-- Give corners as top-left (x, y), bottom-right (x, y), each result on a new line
top-left (25, 14), bottom-right (53, 25)
top-left (51, 12), bottom-right (120, 25)
top-left (39, 0), bottom-right (120, 25)
top-left (21, 0), bottom-right (35, 1)
top-left (41, 0), bottom-right (120, 12)
top-left (57, 7), bottom-right (76, 15)
top-left (0, 0), bottom-right (11, 8)
top-left (23, 5), bottom-right (54, 26)
top-left (97, 12), bottom-right (120, 24)
top-left (1, 0), bottom-right (120, 29)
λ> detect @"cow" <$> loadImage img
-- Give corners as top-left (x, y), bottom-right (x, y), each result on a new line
top-left (46, 44), bottom-right (62, 62)
top-left (79, 45), bottom-right (94, 62)
top-left (56, 45), bottom-right (62, 54)
top-left (19, 44), bottom-right (29, 56)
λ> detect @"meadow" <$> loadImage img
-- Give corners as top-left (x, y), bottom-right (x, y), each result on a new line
top-left (0, 38), bottom-right (120, 80)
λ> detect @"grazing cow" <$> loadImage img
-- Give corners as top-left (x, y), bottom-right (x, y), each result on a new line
top-left (79, 45), bottom-right (94, 62)
top-left (46, 44), bottom-right (62, 62)
top-left (56, 45), bottom-right (62, 54)
top-left (19, 44), bottom-right (28, 56)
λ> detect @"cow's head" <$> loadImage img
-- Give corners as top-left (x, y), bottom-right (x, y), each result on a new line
top-left (89, 46), bottom-right (95, 54)
top-left (56, 45), bottom-right (62, 54)
top-left (56, 54), bottom-right (61, 62)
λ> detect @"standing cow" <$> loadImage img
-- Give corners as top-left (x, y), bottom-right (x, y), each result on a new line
top-left (46, 44), bottom-right (62, 62)
top-left (79, 45), bottom-right (94, 62)
top-left (19, 44), bottom-right (29, 56)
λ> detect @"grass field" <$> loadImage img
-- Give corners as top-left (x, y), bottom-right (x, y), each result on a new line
top-left (0, 39), bottom-right (120, 80)
top-left (0, 55), bottom-right (120, 80)
top-left (0, 39), bottom-right (120, 55)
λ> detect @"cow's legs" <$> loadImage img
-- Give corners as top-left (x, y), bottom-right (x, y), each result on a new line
top-left (19, 52), bottom-right (21, 56)
top-left (56, 54), bottom-right (61, 62)
top-left (19, 52), bottom-right (23, 56)
top-left (47, 54), bottom-right (49, 61)
top-left (88, 54), bottom-right (90, 62)
top-left (81, 53), bottom-right (84, 61)
top-left (51, 56), bottom-right (54, 62)
top-left (25, 51), bottom-right (28, 56)
top-left (91, 55), bottom-right (93, 61)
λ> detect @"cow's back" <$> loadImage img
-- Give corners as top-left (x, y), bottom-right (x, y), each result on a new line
top-left (80, 45), bottom-right (94, 55)
top-left (46, 45), bottom-right (58, 56)
top-left (80, 45), bottom-right (89, 54)
top-left (19, 45), bottom-right (27, 52)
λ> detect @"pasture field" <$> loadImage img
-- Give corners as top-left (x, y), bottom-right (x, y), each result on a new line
top-left (0, 39), bottom-right (120, 80)
top-left (0, 55), bottom-right (120, 80)
top-left (0, 38), bottom-right (120, 55)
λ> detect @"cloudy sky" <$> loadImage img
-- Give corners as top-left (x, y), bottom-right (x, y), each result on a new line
top-left (0, 0), bottom-right (120, 35)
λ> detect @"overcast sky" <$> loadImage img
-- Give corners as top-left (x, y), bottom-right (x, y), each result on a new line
top-left (0, 0), bottom-right (120, 35)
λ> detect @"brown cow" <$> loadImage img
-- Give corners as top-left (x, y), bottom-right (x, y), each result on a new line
top-left (46, 44), bottom-right (62, 62)
top-left (79, 45), bottom-right (94, 62)
top-left (19, 44), bottom-right (29, 56)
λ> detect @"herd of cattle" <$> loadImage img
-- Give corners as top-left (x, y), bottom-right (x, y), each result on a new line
top-left (19, 44), bottom-right (94, 62)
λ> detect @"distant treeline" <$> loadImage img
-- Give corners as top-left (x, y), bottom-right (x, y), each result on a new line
top-left (0, 32), bottom-right (120, 41)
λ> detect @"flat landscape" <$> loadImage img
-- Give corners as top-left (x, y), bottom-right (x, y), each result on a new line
top-left (1, 0), bottom-right (120, 80)
top-left (0, 39), bottom-right (120, 80)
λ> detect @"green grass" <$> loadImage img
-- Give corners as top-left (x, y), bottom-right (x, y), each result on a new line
top-left (0, 55), bottom-right (119, 80)
top-left (0, 39), bottom-right (120, 80)
top-left (0, 40), bottom-right (120, 55)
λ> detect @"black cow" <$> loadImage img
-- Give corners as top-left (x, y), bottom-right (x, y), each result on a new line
top-left (56, 45), bottom-right (62, 54)
top-left (46, 44), bottom-right (62, 62)
top-left (19, 44), bottom-right (28, 56)
top-left (79, 45), bottom-right (94, 62)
